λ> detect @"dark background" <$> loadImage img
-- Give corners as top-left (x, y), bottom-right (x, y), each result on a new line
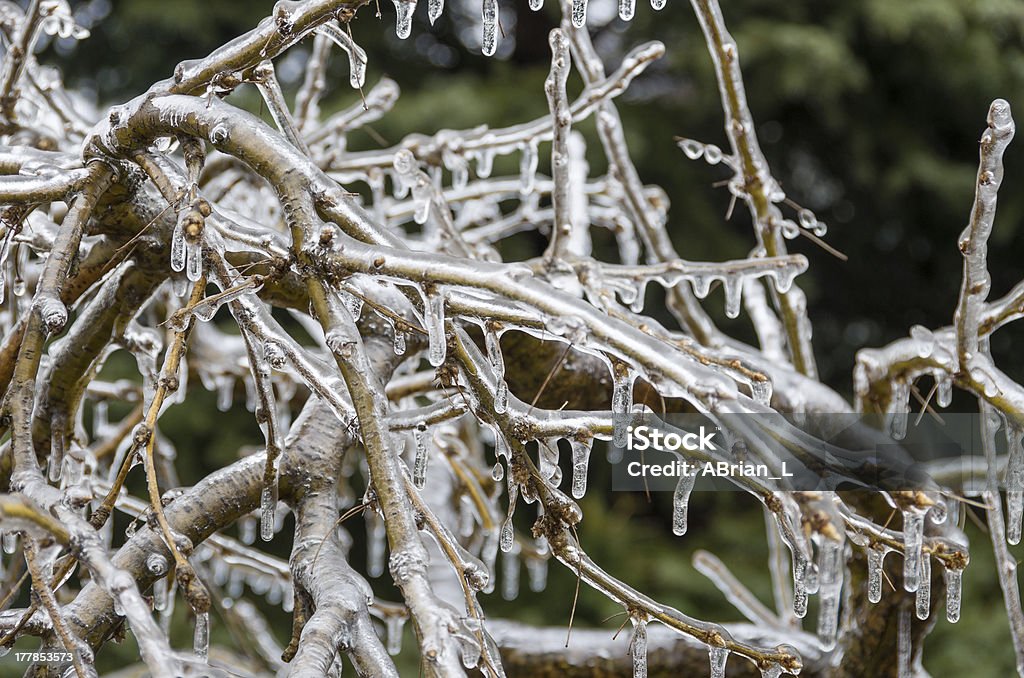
top-left (6, 0), bottom-right (1024, 674)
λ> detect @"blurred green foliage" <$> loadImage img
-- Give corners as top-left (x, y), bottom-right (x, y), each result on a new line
top-left (3, 0), bottom-right (1022, 674)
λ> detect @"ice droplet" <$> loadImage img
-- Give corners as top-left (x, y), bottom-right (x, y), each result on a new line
top-left (889, 379), bottom-right (910, 441)
top-left (185, 241), bottom-right (203, 282)
top-left (386, 614), bottom-right (405, 655)
top-left (916, 554), bottom-right (931, 620)
top-left (867, 548), bottom-right (886, 604)
top-left (611, 363), bottom-right (635, 447)
top-left (902, 509), bottom-right (925, 592)
top-left (194, 611), bottom-right (209, 660)
top-left (816, 539), bottom-right (843, 649)
top-left (500, 484), bottom-right (518, 552)
top-left (413, 422), bottom-right (428, 489)
top-left (520, 139), bottom-right (539, 194)
top-left (570, 437), bottom-right (592, 499)
top-left (170, 219), bottom-right (187, 272)
top-left (793, 556), bottom-right (808, 618)
top-left (750, 378), bottom-right (772, 406)
top-left (393, 0), bottom-right (415, 39)
top-left (897, 603), bottom-right (911, 677)
top-left (1006, 423), bottom-right (1024, 545)
top-left (393, 327), bottom-right (407, 356)
top-left (502, 548), bottom-right (520, 601)
top-left (428, 0), bottom-right (443, 23)
top-left (571, 0), bottom-right (587, 27)
top-left (260, 485), bottom-right (276, 542)
top-left (945, 567), bottom-right (962, 623)
top-left (671, 469), bottom-right (696, 536)
top-left (425, 290), bottom-right (447, 367)
top-left (475, 148), bottom-right (494, 178)
top-left (909, 325), bottom-right (935, 358)
top-left (527, 554), bottom-right (548, 591)
top-left (481, 0), bottom-right (498, 56)
top-left (723, 276), bottom-right (742, 319)
top-left (936, 375), bottom-right (953, 408)
top-left (618, 0), bottom-right (635, 21)
top-left (651, 0), bottom-right (665, 9)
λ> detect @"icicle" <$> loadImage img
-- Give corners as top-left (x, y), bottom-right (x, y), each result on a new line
top-left (502, 548), bottom-right (520, 601)
top-left (216, 376), bottom-right (233, 412)
top-left (936, 375), bottom-right (953, 408)
top-left (367, 511), bottom-right (387, 577)
top-left (867, 547), bottom-right (885, 604)
top-left (527, 554), bottom-right (548, 592)
top-left (793, 556), bottom-right (808, 619)
top-left (571, 437), bottom-right (592, 499)
top-left (475, 148), bottom-right (495, 178)
top-left (393, 0), bottom-right (415, 39)
top-left (194, 611), bottom-right (209, 660)
top-left (48, 428), bottom-right (65, 483)
top-left (386, 614), bottom-right (405, 655)
top-left (945, 567), bottom-right (962, 623)
top-left (485, 326), bottom-right (507, 414)
top-left (481, 528), bottom-right (499, 579)
top-left (629, 617), bottom-right (648, 678)
top-left (690, 274), bottom-right (713, 299)
top-left (750, 377), bottom-right (772, 406)
top-left (481, 0), bottom-right (498, 56)
top-left (817, 539), bottom-right (843, 649)
top-left (424, 290), bottom-right (447, 367)
top-left (760, 665), bottom-right (784, 678)
top-left (413, 422), bottom-right (429, 489)
top-left (916, 555), bottom-right (931, 620)
top-left (260, 486), bottom-right (276, 542)
top-left (316, 23), bottom-right (367, 88)
top-left (538, 439), bottom-right (560, 484)
top-left (519, 139), bottom-right (539, 194)
top-left (342, 290), bottom-right (364, 320)
top-left (393, 326), bottom-right (407, 355)
top-left (897, 603), bottom-right (911, 677)
top-left (709, 645), bottom-right (729, 678)
top-left (2, 533), bottom-right (15, 554)
top-left (618, 0), bottom-right (635, 21)
top-left (428, 0), bottom-right (443, 23)
top-left (1006, 422), bottom-right (1024, 545)
top-left (571, 0), bottom-right (587, 27)
top-left (170, 219), bottom-right (187, 272)
top-left (723, 276), bottom-right (742, 319)
top-left (769, 265), bottom-right (800, 294)
top-left (889, 379), bottom-right (910, 440)
top-left (611, 362), bottom-right (634, 447)
top-left (671, 469), bottom-right (697, 536)
top-left (239, 515), bottom-right (257, 544)
top-left (902, 508), bottom-right (925, 592)
top-left (500, 484), bottom-right (519, 552)
top-left (185, 241), bottom-right (203, 282)
top-left (153, 576), bottom-right (168, 612)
